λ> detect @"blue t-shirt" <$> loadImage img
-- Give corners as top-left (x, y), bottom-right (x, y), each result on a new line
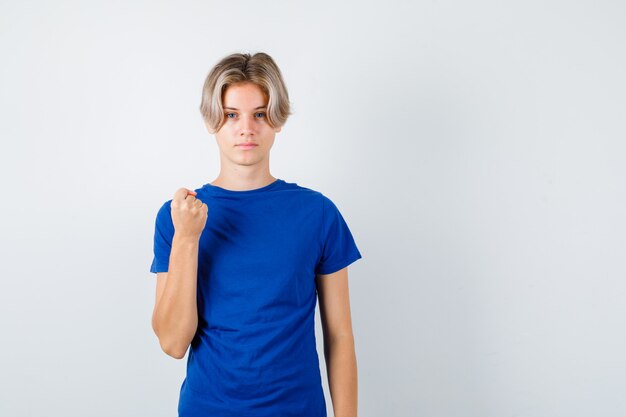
top-left (149, 178), bottom-right (362, 417)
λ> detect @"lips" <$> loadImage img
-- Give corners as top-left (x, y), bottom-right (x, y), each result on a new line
top-left (236, 143), bottom-right (258, 150)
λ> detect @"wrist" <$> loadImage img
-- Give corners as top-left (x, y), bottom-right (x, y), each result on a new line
top-left (172, 232), bottom-right (201, 245)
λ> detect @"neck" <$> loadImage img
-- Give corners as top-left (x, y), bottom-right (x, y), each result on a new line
top-left (210, 169), bottom-right (277, 192)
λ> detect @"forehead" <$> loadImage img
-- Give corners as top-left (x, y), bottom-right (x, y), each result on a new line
top-left (222, 82), bottom-right (268, 108)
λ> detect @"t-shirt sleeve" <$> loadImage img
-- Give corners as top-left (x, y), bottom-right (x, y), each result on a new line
top-left (149, 200), bottom-right (174, 274)
top-left (314, 195), bottom-right (363, 276)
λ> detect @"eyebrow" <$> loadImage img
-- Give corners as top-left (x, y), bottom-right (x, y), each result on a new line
top-left (223, 106), bottom-right (267, 111)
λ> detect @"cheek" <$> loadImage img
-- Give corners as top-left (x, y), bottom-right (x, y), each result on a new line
top-left (215, 132), bottom-right (229, 145)
top-left (216, 123), bottom-right (234, 136)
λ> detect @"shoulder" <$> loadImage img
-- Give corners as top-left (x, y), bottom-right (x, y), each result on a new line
top-left (284, 182), bottom-right (340, 218)
top-left (280, 179), bottom-right (334, 207)
top-left (156, 199), bottom-right (172, 216)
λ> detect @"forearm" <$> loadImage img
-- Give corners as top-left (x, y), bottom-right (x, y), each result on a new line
top-left (324, 334), bottom-right (358, 417)
top-left (152, 234), bottom-right (199, 358)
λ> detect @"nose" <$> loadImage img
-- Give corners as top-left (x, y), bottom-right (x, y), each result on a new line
top-left (240, 115), bottom-right (255, 136)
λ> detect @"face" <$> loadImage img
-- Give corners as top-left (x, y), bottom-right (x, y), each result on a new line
top-left (209, 82), bottom-right (281, 169)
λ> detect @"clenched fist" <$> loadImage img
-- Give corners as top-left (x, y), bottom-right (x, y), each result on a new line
top-left (170, 188), bottom-right (208, 239)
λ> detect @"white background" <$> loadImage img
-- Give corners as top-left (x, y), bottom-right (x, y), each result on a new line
top-left (1, 1), bottom-right (625, 416)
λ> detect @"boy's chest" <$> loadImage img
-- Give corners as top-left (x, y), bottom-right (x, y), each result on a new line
top-left (194, 198), bottom-right (322, 320)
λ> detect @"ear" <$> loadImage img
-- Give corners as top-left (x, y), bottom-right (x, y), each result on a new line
top-left (274, 125), bottom-right (282, 133)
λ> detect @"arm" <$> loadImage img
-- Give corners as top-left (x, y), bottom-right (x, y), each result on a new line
top-left (151, 235), bottom-right (199, 359)
top-left (316, 266), bottom-right (358, 417)
top-left (152, 188), bottom-right (207, 359)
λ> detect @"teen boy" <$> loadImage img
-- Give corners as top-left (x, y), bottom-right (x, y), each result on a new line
top-left (150, 52), bottom-right (362, 417)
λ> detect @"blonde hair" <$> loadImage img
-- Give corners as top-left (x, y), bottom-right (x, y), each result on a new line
top-left (199, 52), bottom-right (291, 133)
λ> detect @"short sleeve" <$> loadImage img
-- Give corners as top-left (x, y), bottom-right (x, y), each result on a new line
top-left (314, 196), bottom-right (363, 276)
top-left (149, 201), bottom-right (174, 274)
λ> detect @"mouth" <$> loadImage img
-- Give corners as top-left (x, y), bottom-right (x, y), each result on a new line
top-left (236, 143), bottom-right (258, 147)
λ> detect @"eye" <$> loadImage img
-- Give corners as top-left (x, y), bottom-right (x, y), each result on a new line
top-left (225, 112), bottom-right (236, 119)
top-left (255, 112), bottom-right (266, 118)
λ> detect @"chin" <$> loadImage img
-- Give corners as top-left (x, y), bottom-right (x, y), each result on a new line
top-left (234, 158), bottom-right (263, 166)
